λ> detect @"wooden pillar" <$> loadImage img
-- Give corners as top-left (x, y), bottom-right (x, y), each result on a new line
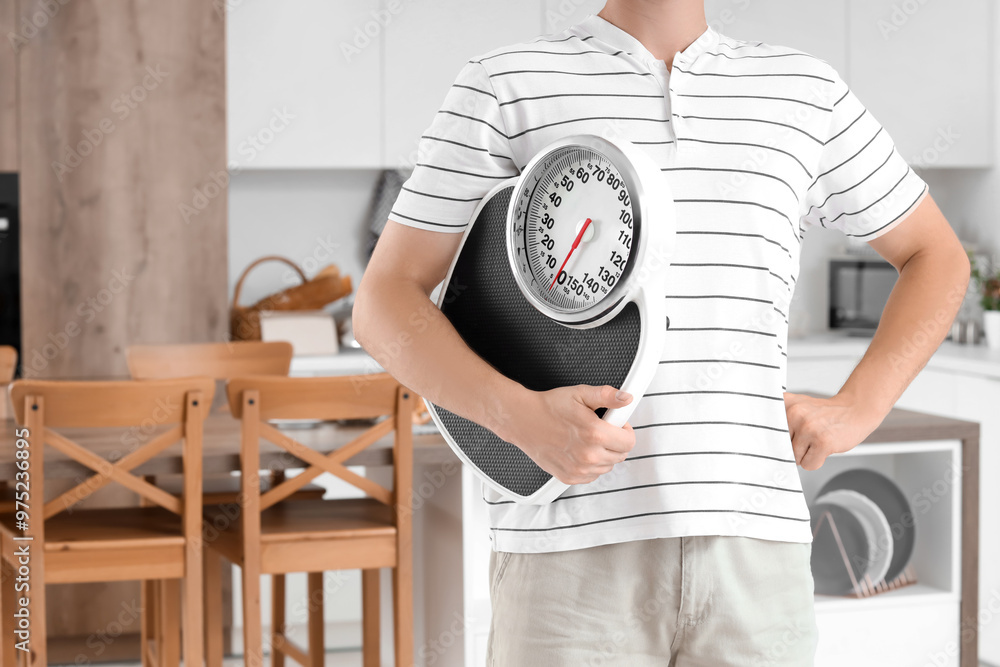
top-left (0, 1), bottom-right (17, 171)
top-left (17, 0), bottom-right (228, 379)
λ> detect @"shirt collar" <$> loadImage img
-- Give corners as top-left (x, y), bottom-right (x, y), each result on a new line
top-left (577, 13), bottom-right (719, 70)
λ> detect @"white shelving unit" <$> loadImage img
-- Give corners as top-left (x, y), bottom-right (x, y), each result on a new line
top-left (800, 439), bottom-right (963, 667)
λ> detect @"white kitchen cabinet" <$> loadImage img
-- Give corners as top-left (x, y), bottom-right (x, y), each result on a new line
top-left (227, 0), bottom-right (383, 168)
top-left (847, 0), bottom-right (993, 168)
top-left (382, 0), bottom-right (543, 168)
top-left (800, 440), bottom-right (964, 667)
top-left (704, 0), bottom-right (848, 75)
top-left (227, 2), bottom-right (993, 170)
top-left (787, 343), bottom-right (1000, 664)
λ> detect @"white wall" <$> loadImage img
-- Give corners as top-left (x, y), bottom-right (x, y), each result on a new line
top-left (227, 169), bottom-right (381, 306)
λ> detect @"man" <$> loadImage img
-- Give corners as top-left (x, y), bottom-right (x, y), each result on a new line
top-left (353, 1), bottom-right (970, 664)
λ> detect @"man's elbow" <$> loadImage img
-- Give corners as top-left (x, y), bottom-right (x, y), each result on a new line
top-left (945, 241), bottom-right (971, 295)
top-left (352, 272), bottom-right (379, 350)
top-left (958, 251), bottom-right (972, 290)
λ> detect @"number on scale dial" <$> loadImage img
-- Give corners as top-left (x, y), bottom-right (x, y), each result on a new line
top-left (510, 146), bottom-right (636, 315)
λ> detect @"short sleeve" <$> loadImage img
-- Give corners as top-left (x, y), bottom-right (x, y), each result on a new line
top-left (389, 61), bottom-right (520, 233)
top-left (800, 69), bottom-right (928, 240)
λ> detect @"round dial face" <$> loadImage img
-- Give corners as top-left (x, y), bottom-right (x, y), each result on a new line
top-left (509, 145), bottom-right (638, 316)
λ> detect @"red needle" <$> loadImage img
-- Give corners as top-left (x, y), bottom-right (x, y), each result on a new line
top-left (549, 217), bottom-right (592, 291)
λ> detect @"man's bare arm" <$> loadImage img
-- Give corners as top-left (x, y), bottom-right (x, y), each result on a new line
top-left (353, 220), bottom-right (636, 484)
top-left (785, 194), bottom-right (970, 470)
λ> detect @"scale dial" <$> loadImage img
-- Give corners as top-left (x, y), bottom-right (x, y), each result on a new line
top-left (508, 139), bottom-right (642, 325)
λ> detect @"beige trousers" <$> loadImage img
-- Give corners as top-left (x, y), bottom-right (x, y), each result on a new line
top-left (487, 536), bottom-right (818, 666)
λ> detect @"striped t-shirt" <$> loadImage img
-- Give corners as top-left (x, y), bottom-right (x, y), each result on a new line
top-left (390, 14), bottom-right (928, 553)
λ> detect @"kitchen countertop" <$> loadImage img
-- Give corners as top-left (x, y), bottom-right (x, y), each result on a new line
top-left (788, 334), bottom-right (1000, 380)
top-left (296, 335), bottom-right (1000, 381)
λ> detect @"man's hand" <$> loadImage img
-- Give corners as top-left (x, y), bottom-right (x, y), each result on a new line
top-left (786, 195), bottom-right (968, 472)
top-left (784, 392), bottom-right (881, 471)
top-left (493, 384), bottom-right (636, 485)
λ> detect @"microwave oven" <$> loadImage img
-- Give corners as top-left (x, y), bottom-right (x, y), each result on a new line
top-left (829, 257), bottom-right (898, 333)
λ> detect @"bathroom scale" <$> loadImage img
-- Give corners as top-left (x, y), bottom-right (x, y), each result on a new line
top-left (424, 134), bottom-right (676, 504)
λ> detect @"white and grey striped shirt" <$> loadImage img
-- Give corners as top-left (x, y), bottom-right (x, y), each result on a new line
top-left (390, 14), bottom-right (928, 553)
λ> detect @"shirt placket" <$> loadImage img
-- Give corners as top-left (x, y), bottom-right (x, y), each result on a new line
top-left (647, 62), bottom-right (678, 153)
top-left (668, 52), bottom-right (688, 153)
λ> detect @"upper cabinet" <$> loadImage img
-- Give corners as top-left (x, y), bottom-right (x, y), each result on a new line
top-left (706, 0), bottom-right (992, 168)
top-left (704, 0), bottom-right (847, 75)
top-left (227, 0), bottom-right (382, 169)
top-left (228, 1), bottom-right (993, 169)
top-left (847, 0), bottom-right (993, 168)
top-left (382, 0), bottom-right (542, 168)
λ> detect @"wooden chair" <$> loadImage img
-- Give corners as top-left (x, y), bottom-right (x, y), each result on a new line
top-left (204, 373), bottom-right (414, 667)
top-left (0, 347), bottom-right (17, 513)
top-left (0, 377), bottom-right (213, 667)
top-left (125, 340), bottom-right (321, 664)
top-left (0, 346), bottom-right (15, 384)
top-left (127, 341), bottom-right (294, 381)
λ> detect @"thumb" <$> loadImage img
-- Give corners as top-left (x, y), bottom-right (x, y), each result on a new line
top-left (578, 385), bottom-right (633, 411)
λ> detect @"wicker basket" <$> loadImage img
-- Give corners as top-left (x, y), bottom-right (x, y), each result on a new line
top-left (230, 255), bottom-right (353, 341)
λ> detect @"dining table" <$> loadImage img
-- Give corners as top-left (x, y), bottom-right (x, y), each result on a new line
top-left (0, 413), bottom-right (454, 482)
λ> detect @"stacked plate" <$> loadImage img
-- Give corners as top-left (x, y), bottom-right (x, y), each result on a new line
top-left (809, 469), bottom-right (916, 596)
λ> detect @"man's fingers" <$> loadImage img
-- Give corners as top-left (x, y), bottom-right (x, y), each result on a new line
top-left (595, 418), bottom-right (635, 454)
top-left (578, 384), bottom-right (633, 411)
top-left (800, 444), bottom-right (827, 471)
top-left (792, 436), bottom-right (810, 466)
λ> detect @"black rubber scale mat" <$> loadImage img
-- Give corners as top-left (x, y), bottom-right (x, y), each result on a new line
top-left (432, 185), bottom-right (642, 498)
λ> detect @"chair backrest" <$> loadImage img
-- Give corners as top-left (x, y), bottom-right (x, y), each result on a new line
top-left (225, 373), bottom-right (413, 514)
top-left (0, 346), bottom-right (16, 383)
top-left (126, 341), bottom-right (294, 380)
top-left (9, 377), bottom-right (214, 522)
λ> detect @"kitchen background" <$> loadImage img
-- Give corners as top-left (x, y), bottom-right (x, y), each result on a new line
top-left (1, 0), bottom-right (998, 665)
top-left (233, 2), bottom-right (1000, 665)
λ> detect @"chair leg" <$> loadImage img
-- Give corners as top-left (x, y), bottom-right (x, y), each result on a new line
top-left (183, 541), bottom-right (205, 667)
top-left (270, 574), bottom-right (285, 667)
top-left (1, 559), bottom-right (19, 667)
top-left (140, 579), bottom-right (158, 667)
top-left (159, 579), bottom-right (182, 667)
top-left (393, 560), bottom-right (413, 667)
top-left (204, 549), bottom-right (225, 667)
top-left (361, 569), bottom-right (380, 667)
top-left (307, 572), bottom-right (324, 667)
top-left (242, 564), bottom-right (264, 667)
top-left (23, 562), bottom-right (46, 667)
